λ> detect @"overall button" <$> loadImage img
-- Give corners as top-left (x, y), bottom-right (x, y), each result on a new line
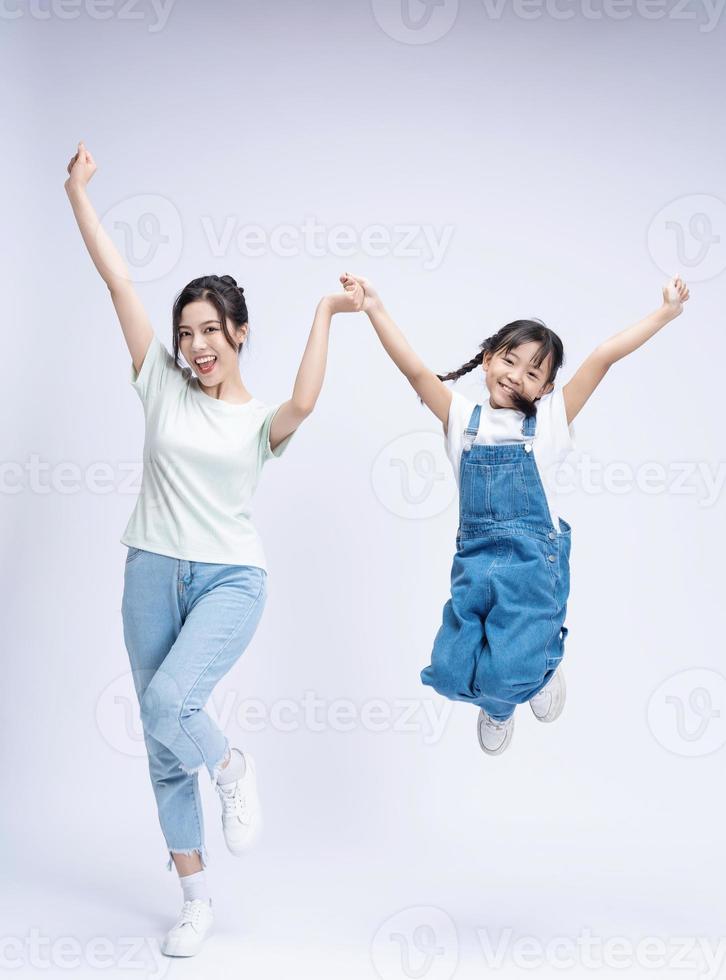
top-left (548, 531), bottom-right (556, 540)
top-left (524, 443), bottom-right (533, 453)
top-left (548, 554), bottom-right (556, 562)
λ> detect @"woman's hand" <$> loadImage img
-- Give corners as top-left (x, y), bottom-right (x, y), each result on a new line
top-left (340, 272), bottom-right (381, 314)
top-left (661, 274), bottom-right (690, 317)
top-left (64, 141), bottom-right (97, 194)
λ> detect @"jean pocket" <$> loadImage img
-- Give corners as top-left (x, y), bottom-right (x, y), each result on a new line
top-left (125, 546), bottom-right (144, 564)
top-left (546, 625), bottom-right (568, 670)
top-left (462, 461), bottom-right (529, 522)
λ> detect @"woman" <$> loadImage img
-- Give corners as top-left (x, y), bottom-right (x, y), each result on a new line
top-left (64, 141), bottom-right (362, 956)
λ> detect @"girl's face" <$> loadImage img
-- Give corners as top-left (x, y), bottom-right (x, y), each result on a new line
top-left (177, 299), bottom-right (247, 385)
top-left (483, 341), bottom-right (554, 408)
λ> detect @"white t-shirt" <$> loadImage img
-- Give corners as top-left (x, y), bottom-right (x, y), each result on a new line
top-left (445, 387), bottom-right (576, 532)
top-left (120, 333), bottom-right (295, 568)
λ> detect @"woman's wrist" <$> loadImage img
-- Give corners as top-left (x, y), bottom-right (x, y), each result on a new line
top-left (64, 180), bottom-right (86, 201)
top-left (316, 296), bottom-right (338, 317)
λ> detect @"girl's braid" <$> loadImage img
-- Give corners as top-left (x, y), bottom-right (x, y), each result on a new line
top-left (436, 344), bottom-right (487, 383)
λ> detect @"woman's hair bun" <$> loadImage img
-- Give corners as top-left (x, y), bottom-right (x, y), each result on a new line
top-left (217, 274), bottom-right (244, 295)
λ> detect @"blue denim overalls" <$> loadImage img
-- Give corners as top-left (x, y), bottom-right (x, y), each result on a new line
top-left (421, 403), bottom-right (571, 722)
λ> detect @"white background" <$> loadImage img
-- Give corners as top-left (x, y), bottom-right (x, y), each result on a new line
top-left (2, 1), bottom-right (725, 977)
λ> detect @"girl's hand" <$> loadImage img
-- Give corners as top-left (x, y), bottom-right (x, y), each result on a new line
top-left (340, 272), bottom-right (381, 314)
top-left (322, 277), bottom-right (365, 315)
top-left (64, 141), bottom-right (97, 193)
top-left (662, 274), bottom-right (690, 317)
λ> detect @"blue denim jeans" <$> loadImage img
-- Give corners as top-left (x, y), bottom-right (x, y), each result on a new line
top-left (421, 405), bottom-right (571, 722)
top-left (121, 548), bottom-right (267, 871)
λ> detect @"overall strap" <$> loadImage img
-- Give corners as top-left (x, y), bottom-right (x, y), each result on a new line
top-left (521, 411), bottom-right (537, 440)
top-left (462, 404), bottom-right (482, 453)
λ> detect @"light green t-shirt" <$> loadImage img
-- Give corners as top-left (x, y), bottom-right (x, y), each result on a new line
top-left (120, 333), bottom-right (294, 568)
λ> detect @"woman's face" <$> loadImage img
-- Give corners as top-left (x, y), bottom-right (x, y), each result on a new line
top-left (177, 299), bottom-right (247, 385)
top-left (483, 341), bottom-right (554, 408)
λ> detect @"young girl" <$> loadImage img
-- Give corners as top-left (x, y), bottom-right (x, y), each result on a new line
top-left (65, 141), bottom-right (361, 957)
top-left (341, 271), bottom-right (690, 757)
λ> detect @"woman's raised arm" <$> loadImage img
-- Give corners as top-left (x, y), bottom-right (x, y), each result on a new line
top-left (342, 273), bottom-right (453, 430)
top-left (268, 283), bottom-right (365, 452)
top-left (64, 141), bottom-right (154, 374)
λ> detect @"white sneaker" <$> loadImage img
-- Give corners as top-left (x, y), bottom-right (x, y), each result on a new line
top-left (477, 709), bottom-right (515, 755)
top-left (215, 751), bottom-right (261, 855)
top-left (161, 898), bottom-right (213, 957)
top-left (529, 668), bottom-right (566, 722)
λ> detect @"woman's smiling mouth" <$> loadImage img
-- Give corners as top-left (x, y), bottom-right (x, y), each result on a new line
top-left (195, 355), bottom-right (217, 375)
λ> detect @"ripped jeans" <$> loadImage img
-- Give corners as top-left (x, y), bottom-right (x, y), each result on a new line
top-left (121, 547), bottom-right (267, 872)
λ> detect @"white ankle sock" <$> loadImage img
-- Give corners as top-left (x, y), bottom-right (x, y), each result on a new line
top-left (179, 869), bottom-right (211, 905)
top-left (217, 747), bottom-right (246, 786)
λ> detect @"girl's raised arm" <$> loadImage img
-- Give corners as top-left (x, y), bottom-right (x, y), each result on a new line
top-left (342, 274), bottom-right (453, 430)
top-left (64, 141), bottom-right (154, 375)
top-left (562, 275), bottom-right (690, 425)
